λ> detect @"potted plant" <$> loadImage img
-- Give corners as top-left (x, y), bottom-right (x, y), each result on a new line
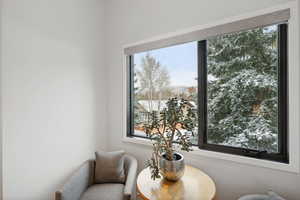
top-left (144, 98), bottom-right (197, 181)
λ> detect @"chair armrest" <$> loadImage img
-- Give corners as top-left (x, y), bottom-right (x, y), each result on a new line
top-left (124, 155), bottom-right (138, 200)
top-left (55, 160), bottom-right (94, 200)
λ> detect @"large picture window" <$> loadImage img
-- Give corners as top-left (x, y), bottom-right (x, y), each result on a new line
top-left (127, 23), bottom-right (288, 163)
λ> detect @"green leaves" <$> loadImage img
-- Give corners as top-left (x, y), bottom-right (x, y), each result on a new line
top-left (144, 98), bottom-right (197, 180)
top-left (145, 157), bottom-right (161, 180)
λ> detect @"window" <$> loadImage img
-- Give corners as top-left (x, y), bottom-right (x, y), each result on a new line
top-left (128, 42), bottom-right (199, 145)
top-left (127, 16), bottom-right (288, 163)
top-left (198, 24), bottom-right (288, 163)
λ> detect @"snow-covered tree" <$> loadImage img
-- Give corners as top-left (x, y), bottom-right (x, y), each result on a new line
top-left (137, 54), bottom-right (170, 112)
top-left (207, 26), bottom-right (279, 152)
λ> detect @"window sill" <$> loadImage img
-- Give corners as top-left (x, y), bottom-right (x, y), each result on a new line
top-left (122, 136), bottom-right (299, 174)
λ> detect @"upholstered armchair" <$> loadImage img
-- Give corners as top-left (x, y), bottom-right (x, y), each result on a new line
top-left (55, 154), bottom-right (138, 200)
top-left (238, 191), bottom-right (285, 200)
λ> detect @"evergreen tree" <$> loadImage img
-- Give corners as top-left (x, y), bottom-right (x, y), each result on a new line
top-left (207, 26), bottom-right (279, 152)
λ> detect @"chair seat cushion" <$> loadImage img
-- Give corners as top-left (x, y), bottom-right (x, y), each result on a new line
top-left (80, 184), bottom-right (124, 200)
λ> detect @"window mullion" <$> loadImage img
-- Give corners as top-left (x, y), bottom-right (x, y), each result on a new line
top-left (128, 55), bottom-right (135, 137)
top-left (198, 40), bottom-right (208, 148)
top-left (278, 23), bottom-right (289, 162)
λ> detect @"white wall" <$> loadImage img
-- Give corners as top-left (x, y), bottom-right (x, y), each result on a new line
top-left (1, 0), bottom-right (107, 199)
top-left (0, 0), bottom-right (3, 198)
top-left (104, 0), bottom-right (300, 200)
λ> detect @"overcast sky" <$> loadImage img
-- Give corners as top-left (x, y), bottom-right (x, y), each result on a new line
top-left (134, 41), bottom-right (198, 87)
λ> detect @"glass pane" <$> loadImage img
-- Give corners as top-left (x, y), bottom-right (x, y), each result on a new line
top-left (207, 25), bottom-right (279, 152)
top-left (132, 42), bottom-right (198, 144)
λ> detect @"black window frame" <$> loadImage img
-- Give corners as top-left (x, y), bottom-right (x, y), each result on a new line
top-left (127, 23), bottom-right (289, 163)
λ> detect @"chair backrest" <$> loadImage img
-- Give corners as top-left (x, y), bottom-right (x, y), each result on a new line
top-left (123, 154), bottom-right (136, 177)
top-left (238, 195), bottom-right (269, 200)
top-left (87, 160), bottom-right (95, 186)
top-left (238, 192), bottom-right (286, 200)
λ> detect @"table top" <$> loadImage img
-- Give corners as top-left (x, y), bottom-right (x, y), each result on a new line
top-left (137, 165), bottom-right (216, 200)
